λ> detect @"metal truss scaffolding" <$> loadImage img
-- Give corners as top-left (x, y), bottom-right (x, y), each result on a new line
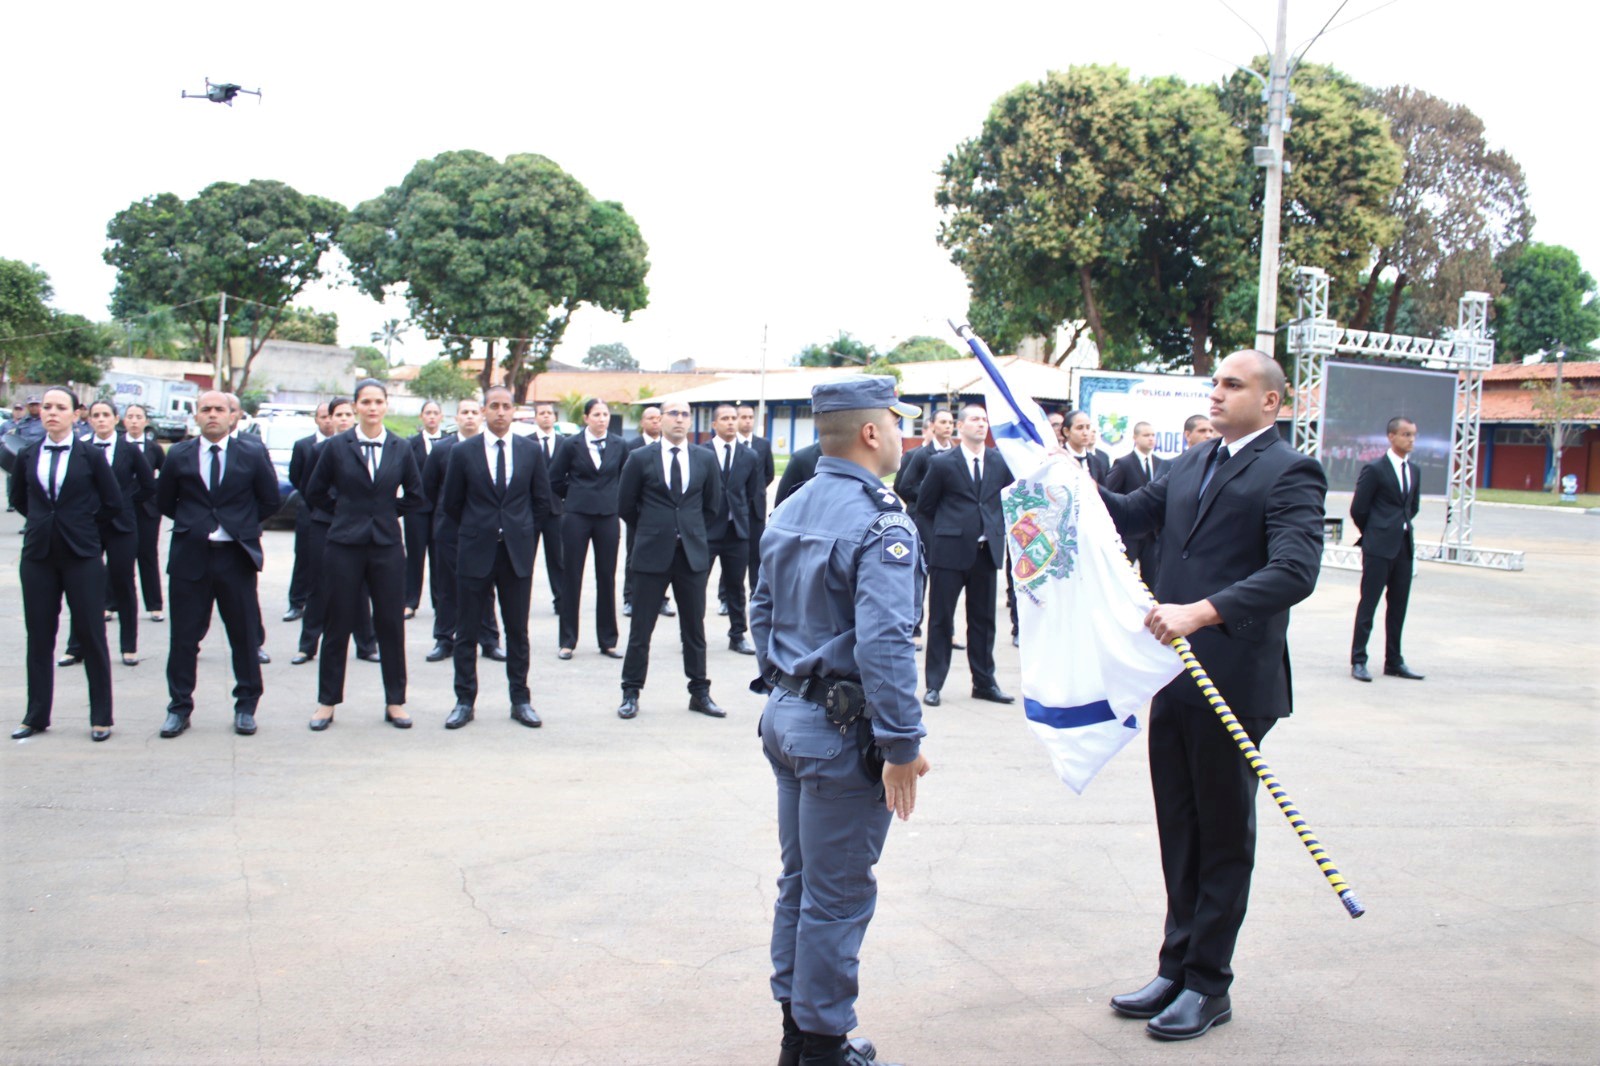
top-left (1287, 266), bottom-right (1523, 572)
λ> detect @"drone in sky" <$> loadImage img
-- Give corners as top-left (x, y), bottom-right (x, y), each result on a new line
top-left (181, 78), bottom-right (262, 106)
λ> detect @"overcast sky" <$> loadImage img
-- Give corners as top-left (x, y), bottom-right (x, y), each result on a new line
top-left (2, 1), bottom-right (1588, 373)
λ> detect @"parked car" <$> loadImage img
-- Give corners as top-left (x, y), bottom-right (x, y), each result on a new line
top-left (249, 415), bottom-right (318, 528)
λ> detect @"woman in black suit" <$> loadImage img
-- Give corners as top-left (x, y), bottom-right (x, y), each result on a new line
top-left (119, 403), bottom-right (166, 620)
top-left (303, 380), bottom-right (425, 730)
top-left (10, 386), bottom-right (124, 741)
top-left (63, 400), bottom-right (156, 667)
top-left (548, 398), bottom-right (625, 660)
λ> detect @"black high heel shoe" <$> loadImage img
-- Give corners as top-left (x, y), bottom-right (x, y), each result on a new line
top-left (308, 709), bottom-right (335, 732)
top-left (384, 707), bottom-right (413, 729)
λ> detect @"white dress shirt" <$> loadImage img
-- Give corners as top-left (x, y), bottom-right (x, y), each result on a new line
top-left (355, 428), bottom-right (388, 479)
top-left (91, 433), bottom-right (117, 467)
top-left (662, 440), bottom-right (690, 492)
top-left (714, 435), bottom-right (740, 473)
top-left (483, 428), bottom-right (514, 482)
top-left (199, 434), bottom-right (234, 541)
top-left (960, 443), bottom-right (987, 542)
top-left (35, 433), bottom-right (74, 496)
top-left (584, 429), bottom-right (608, 469)
top-left (1387, 448), bottom-right (1413, 530)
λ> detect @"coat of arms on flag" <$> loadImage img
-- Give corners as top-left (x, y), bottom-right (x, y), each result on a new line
top-left (1004, 481), bottom-right (1078, 596)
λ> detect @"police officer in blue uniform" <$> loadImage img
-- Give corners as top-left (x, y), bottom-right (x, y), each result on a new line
top-left (750, 376), bottom-right (931, 1066)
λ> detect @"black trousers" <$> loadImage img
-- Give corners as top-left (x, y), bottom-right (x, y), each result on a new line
top-left (298, 521), bottom-right (376, 656)
top-left (74, 527), bottom-right (139, 658)
top-left (135, 510), bottom-right (163, 610)
top-left (287, 510), bottom-right (313, 611)
top-left (1149, 693), bottom-right (1275, 996)
top-left (403, 510), bottom-right (434, 610)
top-left (318, 541), bottom-right (407, 706)
top-left (21, 536), bottom-right (112, 728)
top-left (535, 517), bottom-right (564, 612)
top-left (166, 541), bottom-right (264, 717)
top-left (1351, 546), bottom-right (1412, 667)
top-left (1124, 534), bottom-right (1161, 588)
top-left (453, 542), bottom-right (532, 705)
top-left (622, 545), bottom-right (709, 697)
top-left (924, 556), bottom-right (998, 691)
top-left (431, 533), bottom-right (500, 648)
top-left (559, 512), bottom-right (620, 650)
top-left (747, 516), bottom-right (765, 592)
top-left (709, 534), bottom-right (750, 639)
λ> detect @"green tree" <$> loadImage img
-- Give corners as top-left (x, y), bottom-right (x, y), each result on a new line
top-left (269, 306), bottom-right (339, 345)
top-left (371, 318), bottom-right (405, 366)
top-left (585, 342), bottom-right (638, 370)
top-left (341, 150), bottom-right (650, 397)
top-left (794, 331), bottom-right (877, 368)
top-left (411, 357), bottom-right (479, 402)
top-left (1354, 86), bottom-right (1531, 334)
top-left (1494, 244), bottom-right (1600, 360)
top-left (121, 305), bottom-right (188, 360)
top-left (104, 180), bottom-right (345, 392)
top-left (28, 312), bottom-right (117, 385)
top-left (1521, 372), bottom-right (1600, 491)
top-left (885, 335), bottom-right (963, 363)
top-left (0, 258), bottom-right (53, 385)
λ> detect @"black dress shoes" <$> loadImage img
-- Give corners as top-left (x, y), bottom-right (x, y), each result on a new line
top-left (482, 644), bottom-right (509, 662)
top-left (689, 694), bottom-right (726, 718)
top-left (281, 607), bottom-right (304, 622)
top-left (384, 708), bottom-right (413, 729)
top-left (951, 640), bottom-right (965, 651)
top-left (425, 642), bottom-right (452, 663)
top-left (729, 637), bottom-right (756, 655)
top-left (622, 602), bottom-right (633, 617)
top-left (444, 703), bottom-right (475, 729)
top-left (12, 725), bottom-right (44, 739)
top-left (92, 729), bottom-right (112, 742)
top-left (780, 1036), bottom-right (882, 1066)
top-left (510, 703), bottom-right (542, 728)
top-left (308, 711), bottom-right (334, 731)
top-left (1110, 975), bottom-right (1182, 1019)
top-left (717, 601), bottom-right (729, 616)
top-left (1146, 989), bottom-right (1230, 1040)
top-left (356, 648), bottom-right (381, 663)
top-left (1351, 662), bottom-right (1373, 682)
top-left (972, 686), bottom-right (1015, 704)
top-left (1385, 662), bottom-right (1425, 680)
top-left (923, 690), bottom-right (940, 707)
top-left (659, 601), bottom-right (675, 617)
top-left (160, 713), bottom-right (189, 738)
top-left (618, 694), bottom-right (640, 719)
top-left (599, 648), bottom-right (624, 660)
top-left (234, 711), bottom-right (257, 736)
top-left (257, 649), bottom-right (271, 664)
top-left (291, 650), bottom-right (314, 665)
top-left (57, 654), bottom-right (82, 668)
top-left (795, 1035), bottom-right (893, 1066)
top-left (557, 648), bottom-right (574, 660)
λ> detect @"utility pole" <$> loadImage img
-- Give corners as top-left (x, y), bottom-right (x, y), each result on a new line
top-left (1253, 0), bottom-right (1290, 356)
top-left (213, 293), bottom-right (229, 389)
top-left (756, 323), bottom-right (769, 437)
top-left (1552, 347), bottom-right (1567, 494)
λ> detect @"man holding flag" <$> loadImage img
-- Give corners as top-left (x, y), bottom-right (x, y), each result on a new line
top-left (1097, 349), bottom-right (1325, 1040)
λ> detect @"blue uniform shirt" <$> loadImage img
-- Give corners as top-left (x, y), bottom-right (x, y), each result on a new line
top-left (750, 455), bottom-right (926, 765)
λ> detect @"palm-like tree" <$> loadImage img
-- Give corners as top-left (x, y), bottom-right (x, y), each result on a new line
top-left (125, 306), bottom-right (186, 360)
top-left (371, 318), bottom-right (406, 367)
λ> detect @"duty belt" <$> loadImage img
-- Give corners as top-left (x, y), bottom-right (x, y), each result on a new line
top-left (769, 669), bottom-right (856, 704)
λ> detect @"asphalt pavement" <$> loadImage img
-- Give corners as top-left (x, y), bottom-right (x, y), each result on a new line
top-left (2, 496), bottom-right (1595, 1064)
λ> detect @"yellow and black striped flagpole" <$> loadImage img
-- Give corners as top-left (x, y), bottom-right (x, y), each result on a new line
top-left (1167, 634), bottom-right (1365, 918)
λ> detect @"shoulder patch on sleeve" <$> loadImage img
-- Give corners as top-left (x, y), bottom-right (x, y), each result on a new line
top-left (864, 483), bottom-right (905, 512)
top-left (868, 512), bottom-right (916, 537)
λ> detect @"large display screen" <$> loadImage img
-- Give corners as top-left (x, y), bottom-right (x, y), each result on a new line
top-left (1322, 362), bottom-right (1455, 494)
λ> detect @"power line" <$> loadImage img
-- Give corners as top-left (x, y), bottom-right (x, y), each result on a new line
top-left (1212, 0), bottom-right (1272, 55)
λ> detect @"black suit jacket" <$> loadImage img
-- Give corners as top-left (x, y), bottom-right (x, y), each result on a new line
top-left (529, 431), bottom-right (566, 514)
top-left (1350, 455), bottom-right (1419, 560)
top-left (625, 433), bottom-right (661, 454)
top-left (916, 446), bottom-right (1013, 570)
top-left (745, 435), bottom-right (775, 486)
top-left (548, 432), bottom-right (625, 515)
top-left (1099, 432), bottom-right (1326, 717)
top-left (701, 437), bottom-right (763, 541)
top-left (90, 435), bottom-right (156, 535)
top-left (9, 437), bottom-right (124, 560)
top-left (773, 443), bottom-right (821, 508)
top-left (304, 429), bottom-right (425, 547)
top-left (122, 435), bottom-right (166, 518)
top-left (423, 436), bottom-right (460, 540)
top-left (407, 431), bottom-right (453, 513)
top-left (895, 442), bottom-right (954, 536)
top-left (1104, 450), bottom-right (1168, 494)
top-left (618, 442), bottom-right (722, 573)
top-left (440, 433), bottom-right (553, 578)
top-left (158, 435), bottom-right (282, 575)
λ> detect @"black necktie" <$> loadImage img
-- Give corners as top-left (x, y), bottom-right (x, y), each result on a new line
top-left (45, 444), bottom-right (67, 501)
top-left (972, 455), bottom-right (982, 488)
top-left (1400, 460), bottom-right (1409, 497)
top-left (1142, 456), bottom-right (1151, 481)
top-left (722, 443), bottom-right (732, 477)
top-left (361, 441), bottom-right (379, 480)
top-left (543, 435), bottom-right (552, 460)
top-left (96, 441), bottom-right (110, 454)
top-left (1199, 444), bottom-right (1230, 499)
top-left (209, 443), bottom-right (222, 492)
top-left (495, 440), bottom-right (507, 493)
top-left (669, 446), bottom-right (683, 496)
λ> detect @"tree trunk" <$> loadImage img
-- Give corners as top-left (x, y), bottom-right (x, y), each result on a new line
top-left (1189, 303), bottom-right (1213, 376)
top-left (478, 339), bottom-right (497, 392)
top-left (1050, 322), bottom-right (1085, 367)
top-left (1077, 265), bottom-right (1109, 358)
top-left (1355, 251), bottom-right (1388, 329)
top-left (1383, 272), bottom-right (1409, 334)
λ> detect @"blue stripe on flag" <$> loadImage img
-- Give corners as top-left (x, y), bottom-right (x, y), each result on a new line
top-left (991, 422), bottom-right (1034, 441)
top-left (961, 334), bottom-right (1047, 448)
top-left (1024, 697), bottom-right (1117, 729)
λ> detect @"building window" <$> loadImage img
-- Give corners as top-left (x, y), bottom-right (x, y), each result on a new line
top-left (1493, 427), bottom-right (1544, 445)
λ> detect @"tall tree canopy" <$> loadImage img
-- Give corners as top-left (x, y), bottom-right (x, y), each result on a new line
top-left (1353, 86), bottom-right (1532, 333)
top-left (1493, 244), bottom-right (1600, 359)
top-left (0, 258), bottom-right (54, 386)
top-left (104, 180), bottom-right (346, 392)
top-left (411, 357), bottom-right (480, 402)
top-left (885, 335), bottom-right (964, 363)
top-left (584, 342), bottom-right (638, 370)
top-left (269, 306), bottom-right (339, 345)
top-left (794, 331), bottom-right (877, 368)
top-left (341, 150), bottom-right (650, 396)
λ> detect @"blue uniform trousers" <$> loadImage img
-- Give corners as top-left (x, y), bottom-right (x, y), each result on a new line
top-left (761, 691), bottom-right (893, 1036)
